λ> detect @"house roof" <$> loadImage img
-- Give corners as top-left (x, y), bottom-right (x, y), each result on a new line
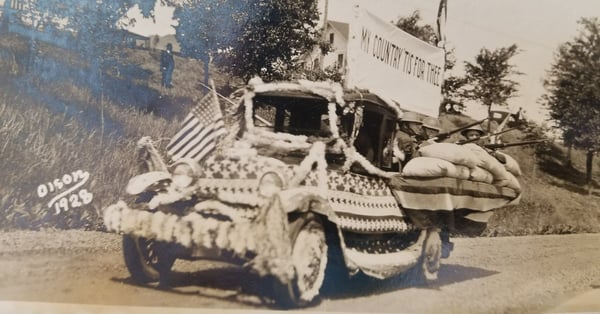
top-left (328, 20), bottom-right (349, 38)
top-left (119, 29), bottom-right (149, 40)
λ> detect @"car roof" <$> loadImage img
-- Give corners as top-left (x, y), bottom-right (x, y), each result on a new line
top-left (236, 80), bottom-right (401, 117)
top-left (254, 90), bottom-right (327, 101)
top-left (344, 91), bottom-right (389, 107)
top-left (344, 90), bottom-right (401, 117)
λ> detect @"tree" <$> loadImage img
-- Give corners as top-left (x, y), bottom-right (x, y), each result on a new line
top-left (172, 0), bottom-right (238, 86)
top-left (28, 0), bottom-right (158, 85)
top-left (28, 0), bottom-right (159, 139)
top-left (461, 44), bottom-right (522, 127)
top-left (543, 18), bottom-right (600, 184)
top-left (220, 0), bottom-right (321, 82)
top-left (394, 10), bottom-right (438, 45)
top-left (394, 10), bottom-right (464, 115)
top-left (441, 73), bottom-right (467, 114)
top-left (173, 0), bottom-right (321, 84)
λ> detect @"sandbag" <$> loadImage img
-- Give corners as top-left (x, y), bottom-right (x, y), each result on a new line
top-left (469, 167), bottom-right (494, 184)
top-left (493, 172), bottom-right (521, 192)
top-left (418, 143), bottom-right (479, 168)
top-left (463, 143), bottom-right (509, 182)
top-left (454, 164), bottom-right (472, 180)
top-left (506, 172), bottom-right (521, 192)
top-left (402, 157), bottom-right (469, 179)
top-left (495, 151), bottom-right (522, 176)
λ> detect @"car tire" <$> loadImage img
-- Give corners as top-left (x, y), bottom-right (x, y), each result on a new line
top-left (122, 235), bottom-right (176, 284)
top-left (272, 213), bottom-right (328, 308)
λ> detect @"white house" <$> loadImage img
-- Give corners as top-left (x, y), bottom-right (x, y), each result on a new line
top-left (302, 20), bottom-right (349, 75)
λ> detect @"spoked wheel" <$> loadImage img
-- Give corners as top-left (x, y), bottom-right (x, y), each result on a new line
top-left (419, 228), bottom-right (442, 282)
top-left (122, 235), bottom-right (176, 284)
top-left (272, 213), bottom-right (328, 308)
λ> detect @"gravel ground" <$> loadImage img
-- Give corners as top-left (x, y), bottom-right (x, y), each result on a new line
top-left (0, 230), bottom-right (599, 313)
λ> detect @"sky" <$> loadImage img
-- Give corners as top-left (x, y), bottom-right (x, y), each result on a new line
top-left (128, 0), bottom-right (600, 124)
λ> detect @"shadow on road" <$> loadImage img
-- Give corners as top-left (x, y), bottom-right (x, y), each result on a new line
top-left (322, 263), bottom-right (499, 300)
top-left (111, 263), bottom-right (498, 307)
top-left (111, 266), bottom-right (274, 308)
top-left (429, 264), bottom-right (499, 287)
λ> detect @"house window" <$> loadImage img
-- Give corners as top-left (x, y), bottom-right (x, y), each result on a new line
top-left (337, 54), bottom-right (344, 67)
top-left (329, 33), bottom-right (334, 44)
top-left (313, 58), bottom-right (320, 70)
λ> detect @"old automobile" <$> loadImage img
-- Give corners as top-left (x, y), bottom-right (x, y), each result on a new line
top-left (103, 79), bottom-right (521, 307)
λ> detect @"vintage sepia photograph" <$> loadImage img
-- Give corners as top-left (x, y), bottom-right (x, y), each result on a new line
top-left (1, 0), bottom-right (600, 313)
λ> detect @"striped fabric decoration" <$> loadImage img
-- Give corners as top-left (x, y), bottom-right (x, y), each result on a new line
top-left (167, 89), bottom-right (226, 163)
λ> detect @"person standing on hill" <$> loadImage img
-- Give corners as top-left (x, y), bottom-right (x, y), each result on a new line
top-left (160, 43), bottom-right (175, 88)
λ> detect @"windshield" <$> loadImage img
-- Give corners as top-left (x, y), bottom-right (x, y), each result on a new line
top-left (252, 94), bottom-right (333, 138)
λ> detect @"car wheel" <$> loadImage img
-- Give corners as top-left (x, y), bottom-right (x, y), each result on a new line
top-left (273, 213), bottom-right (328, 308)
top-left (122, 235), bottom-right (176, 284)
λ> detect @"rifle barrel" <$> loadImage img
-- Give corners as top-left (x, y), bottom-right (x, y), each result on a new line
top-left (431, 118), bottom-right (487, 142)
top-left (458, 127), bottom-right (518, 145)
top-left (484, 139), bottom-right (545, 149)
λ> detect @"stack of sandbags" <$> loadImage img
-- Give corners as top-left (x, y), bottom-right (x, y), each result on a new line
top-left (401, 156), bottom-right (471, 179)
top-left (401, 143), bottom-right (521, 192)
top-left (462, 144), bottom-right (521, 191)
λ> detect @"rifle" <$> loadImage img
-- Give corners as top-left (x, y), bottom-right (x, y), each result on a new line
top-left (430, 118), bottom-right (487, 142)
top-left (484, 139), bottom-right (546, 150)
top-left (458, 127), bottom-right (518, 145)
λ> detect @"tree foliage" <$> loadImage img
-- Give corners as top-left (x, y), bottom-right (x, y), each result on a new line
top-left (172, 0), bottom-right (240, 85)
top-left (544, 18), bottom-right (600, 151)
top-left (173, 0), bottom-right (321, 82)
top-left (394, 11), bottom-right (438, 46)
top-left (15, 0), bottom-right (157, 90)
top-left (461, 44), bottom-right (521, 112)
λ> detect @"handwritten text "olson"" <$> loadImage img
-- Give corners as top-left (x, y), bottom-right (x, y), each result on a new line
top-left (36, 170), bottom-right (93, 214)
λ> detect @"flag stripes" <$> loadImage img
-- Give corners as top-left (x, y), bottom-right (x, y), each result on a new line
top-left (166, 87), bottom-right (226, 163)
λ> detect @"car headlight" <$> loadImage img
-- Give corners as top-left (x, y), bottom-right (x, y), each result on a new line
top-left (171, 160), bottom-right (196, 188)
top-left (258, 172), bottom-right (284, 198)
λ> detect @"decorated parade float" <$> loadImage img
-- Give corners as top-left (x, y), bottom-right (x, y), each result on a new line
top-left (103, 78), bottom-right (522, 307)
top-left (100, 5), bottom-right (529, 307)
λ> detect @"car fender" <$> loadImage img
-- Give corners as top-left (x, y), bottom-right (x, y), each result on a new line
top-left (125, 171), bottom-right (171, 195)
top-left (278, 186), bottom-right (335, 221)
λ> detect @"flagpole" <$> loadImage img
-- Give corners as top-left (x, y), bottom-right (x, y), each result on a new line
top-left (197, 80), bottom-right (238, 108)
top-left (209, 79), bottom-right (219, 105)
top-left (436, 0), bottom-right (448, 48)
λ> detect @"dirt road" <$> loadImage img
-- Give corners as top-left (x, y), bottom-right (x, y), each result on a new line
top-left (1, 230), bottom-right (599, 313)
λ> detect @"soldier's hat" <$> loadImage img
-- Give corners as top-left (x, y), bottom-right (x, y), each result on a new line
top-left (460, 124), bottom-right (485, 137)
top-left (400, 111), bottom-right (422, 124)
top-left (422, 117), bottom-right (441, 131)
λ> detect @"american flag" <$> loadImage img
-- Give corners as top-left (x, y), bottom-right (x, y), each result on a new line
top-left (166, 88), bottom-right (226, 163)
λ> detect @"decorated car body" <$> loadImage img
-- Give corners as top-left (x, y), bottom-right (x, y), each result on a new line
top-left (103, 79), bottom-right (521, 307)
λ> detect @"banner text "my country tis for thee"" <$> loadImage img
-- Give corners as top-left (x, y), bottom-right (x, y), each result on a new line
top-left (360, 27), bottom-right (442, 87)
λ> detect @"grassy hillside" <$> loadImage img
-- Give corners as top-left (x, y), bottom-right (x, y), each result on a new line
top-left (0, 33), bottom-right (236, 230)
top-left (0, 33), bottom-right (599, 235)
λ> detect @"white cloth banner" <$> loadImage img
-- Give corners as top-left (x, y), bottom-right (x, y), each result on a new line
top-left (346, 8), bottom-right (445, 118)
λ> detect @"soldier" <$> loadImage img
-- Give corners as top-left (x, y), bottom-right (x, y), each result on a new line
top-left (422, 117), bottom-right (442, 138)
top-left (393, 111), bottom-right (422, 169)
top-left (460, 124), bottom-right (486, 142)
top-left (420, 116), bottom-right (443, 146)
